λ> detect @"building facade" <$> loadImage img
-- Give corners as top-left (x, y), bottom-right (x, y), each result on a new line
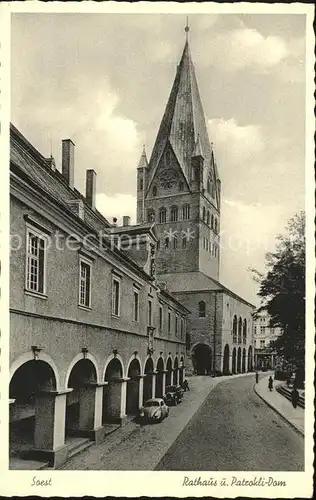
top-left (253, 312), bottom-right (282, 370)
top-left (136, 33), bottom-right (255, 375)
top-left (9, 125), bottom-right (189, 469)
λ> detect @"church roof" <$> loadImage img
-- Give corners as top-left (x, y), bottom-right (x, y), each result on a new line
top-left (148, 38), bottom-right (215, 189)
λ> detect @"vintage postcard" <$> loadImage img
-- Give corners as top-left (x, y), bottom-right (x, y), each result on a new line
top-left (0, 1), bottom-right (314, 498)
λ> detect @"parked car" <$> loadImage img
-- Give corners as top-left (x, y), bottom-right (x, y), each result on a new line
top-left (139, 398), bottom-right (169, 422)
top-left (164, 385), bottom-right (184, 406)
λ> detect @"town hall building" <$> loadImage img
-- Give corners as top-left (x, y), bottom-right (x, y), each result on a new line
top-left (135, 29), bottom-right (255, 376)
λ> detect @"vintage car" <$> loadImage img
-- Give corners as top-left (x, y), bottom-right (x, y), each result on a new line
top-left (164, 385), bottom-right (184, 406)
top-left (139, 398), bottom-right (169, 422)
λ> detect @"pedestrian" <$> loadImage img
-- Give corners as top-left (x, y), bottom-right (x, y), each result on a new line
top-left (255, 371), bottom-right (259, 384)
top-left (291, 387), bottom-right (299, 408)
top-left (268, 376), bottom-right (273, 391)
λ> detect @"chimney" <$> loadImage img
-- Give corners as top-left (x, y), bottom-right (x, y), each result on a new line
top-left (62, 139), bottom-right (75, 189)
top-left (123, 216), bottom-right (131, 226)
top-left (112, 217), bottom-right (117, 227)
top-left (85, 169), bottom-right (97, 210)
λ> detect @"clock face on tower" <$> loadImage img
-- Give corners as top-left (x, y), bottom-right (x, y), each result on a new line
top-left (158, 169), bottom-right (179, 189)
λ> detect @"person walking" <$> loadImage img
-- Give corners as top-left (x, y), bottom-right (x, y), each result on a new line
top-left (291, 386), bottom-right (299, 408)
top-left (268, 375), bottom-right (273, 391)
top-left (255, 371), bottom-right (259, 384)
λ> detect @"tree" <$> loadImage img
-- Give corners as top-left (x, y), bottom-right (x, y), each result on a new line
top-left (251, 211), bottom-right (305, 386)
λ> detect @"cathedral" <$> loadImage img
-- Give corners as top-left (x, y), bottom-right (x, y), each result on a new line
top-left (135, 29), bottom-right (255, 375)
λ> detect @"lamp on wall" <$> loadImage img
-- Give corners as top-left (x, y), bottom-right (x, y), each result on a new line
top-left (31, 345), bottom-right (43, 360)
top-left (133, 350), bottom-right (138, 357)
top-left (81, 347), bottom-right (89, 359)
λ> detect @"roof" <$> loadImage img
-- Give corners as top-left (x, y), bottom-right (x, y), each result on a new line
top-left (158, 271), bottom-right (255, 308)
top-left (147, 39), bottom-right (219, 203)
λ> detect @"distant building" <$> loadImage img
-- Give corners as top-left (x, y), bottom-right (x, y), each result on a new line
top-left (253, 312), bottom-right (282, 369)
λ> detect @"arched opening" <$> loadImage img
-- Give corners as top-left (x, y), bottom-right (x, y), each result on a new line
top-left (179, 356), bottom-right (184, 385)
top-left (243, 318), bottom-right (247, 344)
top-left (232, 315), bottom-right (237, 343)
top-left (237, 347), bottom-right (242, 373)
top-left (166, 358), bottom-right (173, 386)
top-left (159, 207), bottom-right (167, 224)
top-left (223, 344), bottom-right (230, 375)
top-left (198, 300), bottom-right (206, 318)
top-left (173, 357), bottom-right (179, 385)
top-left (248, 346), bottom-right (253, 372)
top-left (126, 358), bottom-right (141, 415)
top-left (66, 359), bottom-right (97, 436)
top-left (170, 206), bottom-right (178, 222)
top-left (242, 348), bottom-right (246, 373)
top-left (143, 358), bottom-right (154, 403)
top-left (103, 358), bottom-right (123, 424)
top-left (155, 358), bottom-right (164, 398)
top-left (10, 360), bottom-right (56, 461)
top-left (192, 344), bottom-right (212, 375)
top-left (232, 347), bottom-right (237, 374)
top-left (238, 317), bottom-right (242, 344)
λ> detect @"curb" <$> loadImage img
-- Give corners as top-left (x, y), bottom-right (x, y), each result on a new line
top-left (253, 382), bottom-right (304, 438)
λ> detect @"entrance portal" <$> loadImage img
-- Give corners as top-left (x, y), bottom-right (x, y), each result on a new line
top-left (242, 348), bottom-right (246, 373)
top-left (192, 344), bottom-right (212, 375)
top-left (126, 358), bottom-right (141, 415)
top-left (237, 347), bottom-right (242, 373)
top-left (232, 348), bottom-right (237, 374)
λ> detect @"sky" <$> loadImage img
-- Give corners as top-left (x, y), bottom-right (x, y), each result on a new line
top-left (11, 13), bottom-right (306, 305)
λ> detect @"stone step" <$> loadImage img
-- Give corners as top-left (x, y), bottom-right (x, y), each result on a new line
top-left (66, 437), bottom-right (94, 459)
top-left (276, 385), bottom-right (305, 408)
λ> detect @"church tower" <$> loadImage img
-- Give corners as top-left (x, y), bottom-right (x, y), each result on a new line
top-left (136, 25), bottom-right (221, 281)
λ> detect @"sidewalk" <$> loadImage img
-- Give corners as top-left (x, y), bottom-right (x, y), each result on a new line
top-left (60, 372), bottom-right (252, 470)
top-left (254, 373), bottom-right (304, 436)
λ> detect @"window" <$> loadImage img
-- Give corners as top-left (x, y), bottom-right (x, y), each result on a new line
top-left (133, 289), bottom-right (139, 322)
top-left (26, 229), bottom-right (46, 294)
top-left (164, 237), bottom-right (170, 249)
top-left (79, 259), bottom-right (92, 308)
top-left (206, 211), bottom-right (210, 225)
top-left (159, 207), bottom-right (167, 223)
top-left (214, 218), bottom-right (218, 234)
top-left (139, 178), bottom-right (143, 190)
top-left (211, 214), bottom-right (214, 230)
top-left (207, 179), bottom-right (211, 193)
top-left (148, 299), bottom-right (152, 326)
top-left (202, 206), bottom-right (206, 221)
top-left (112, 277), bottom-right (121, 316)
top-left (260, 339), bottom-right (265, 348)
top-left (179, 181), bottom-right (184, 191)
top-left (170, 206), bottom-right (178, 222)
top-left (181, 317), bottom-right (184, 339)
top-left (175, 315), bottom-right (178, 335)
top-left (232, 315), bottom-right (237, 343)
top-left (238, 317), bottom-right (242, 344)
top-left (153, 186), bottom-right (157, 197)
top-left (168, 309), bottom-right (171, 333)
top-left (159, 304), bottom-right (163, 331)
top-left (173, 234), bottom-right (178, 249)
top-left (182, 204), bottom-right (190, 220)
top-left (198, 300), bottom-right (206, 318)
top-left (182, 235), bottom-right (187, 248)
top-left (243, 319), bottom-right (247, 344)
top-left (260, 326), bottom-right (265, 334)
top-left (157, 239), bottom-right (160, 250)
top-left (147, 209), bottom-right (155, 222)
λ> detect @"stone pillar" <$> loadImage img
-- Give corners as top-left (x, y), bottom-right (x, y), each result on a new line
top-left (77, 382), bottom-right (107, 444)
top-left (152, 371), bottom-right (157, 399)
top-left (138, 375), bottom-right (144, 410)
top-left (162, 370), bottom-right (167, 396)
top-left (33, 389), bottom-right (71, 468)
top-left (229, 354), bottom-right (233, 373)
top-left (107, 378), bottom-right (128, 425)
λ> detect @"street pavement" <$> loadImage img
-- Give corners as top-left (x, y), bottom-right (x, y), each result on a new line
top-left (60, 373), bottom-right (304, 471)
top-left (156, 375), bottom-right (304, 471)
top-left (254, 374), bottom-right (304, 436)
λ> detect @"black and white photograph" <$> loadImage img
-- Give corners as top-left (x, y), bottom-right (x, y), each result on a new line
top-left (0, 2), bottom-right (314, 498)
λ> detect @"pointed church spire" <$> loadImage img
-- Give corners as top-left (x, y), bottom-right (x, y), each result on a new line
top-left (137, 145), bottom-right (148, 169)
top-left (147, 26), bottom-right (218, 199)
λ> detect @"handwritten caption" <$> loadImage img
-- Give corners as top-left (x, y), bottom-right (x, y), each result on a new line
top-left (182, 476), bottom-right (286, 487)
